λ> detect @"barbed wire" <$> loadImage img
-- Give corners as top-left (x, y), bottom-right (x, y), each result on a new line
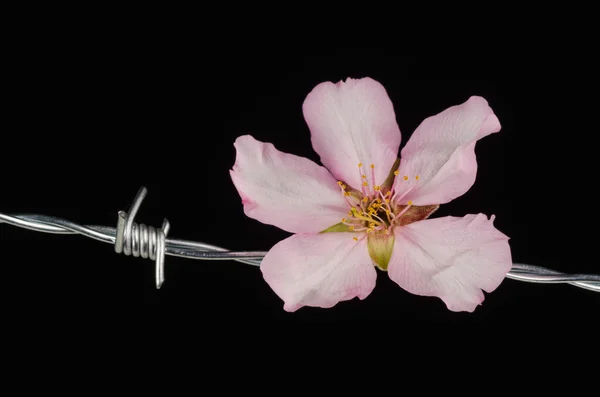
top-left (1, 187), bottom-right (599, 292)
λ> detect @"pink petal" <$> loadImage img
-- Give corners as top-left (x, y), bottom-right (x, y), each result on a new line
top-left (261, 233), bottom-right (377, 312)
top-left (303, 77), bottom-right (401, 191)
top-left (230, 135), bottom-right (349, 234)
top-left (388, 214), bottom-right (512, 312)
top-left (392, 96), bottom-right (501, 205)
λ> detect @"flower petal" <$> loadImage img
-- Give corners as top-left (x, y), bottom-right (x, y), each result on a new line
top-left (230, 135), bottom-right (349, 234)
top-left (261, 233), bottom-right (377, 312)
top-left (303, 77), bottom-right (401, 190)
top-left (392, 96), bottom-right (501, 205)
top-left (388, 214), bottom-right (511, 312)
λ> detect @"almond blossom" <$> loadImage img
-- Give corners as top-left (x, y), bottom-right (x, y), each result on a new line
top-left (230, 77), bottom-right (512, 312)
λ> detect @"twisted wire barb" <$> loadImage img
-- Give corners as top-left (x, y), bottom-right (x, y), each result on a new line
top-left (0, 187), bottom-right (598, 292)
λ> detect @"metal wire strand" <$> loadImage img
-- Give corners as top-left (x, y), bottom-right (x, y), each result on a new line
top-left (0, 187), bottom-right (598, 292)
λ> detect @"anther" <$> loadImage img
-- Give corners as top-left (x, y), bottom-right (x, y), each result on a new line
top-left (407, 201), bottom-right (413, 205)
top-left (415, 175), bottom-right (420, 180)
top-left (374, 185), bottom-right (380, 191)
top-left (353, 237), bottom-right (359, 241)
top-left (358, 162), bottom-right (363, 167)
top-left (394, 170), bottom-right (400, 176)
top-left (363, 182), bottom-right (368, 186)
top-left (403, 176), bottom-right (408, 181)
top-left (370, 164), bottom-right (374, 168)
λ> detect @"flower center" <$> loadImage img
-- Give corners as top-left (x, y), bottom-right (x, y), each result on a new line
top-left (336, 162), bottom-right (435, 242)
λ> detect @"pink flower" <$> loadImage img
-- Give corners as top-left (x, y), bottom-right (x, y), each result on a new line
top-left (230, 77), bottom-right (512, 313)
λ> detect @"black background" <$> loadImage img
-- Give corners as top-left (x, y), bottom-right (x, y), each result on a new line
top-left (2, 28), bottom-right (599, 328)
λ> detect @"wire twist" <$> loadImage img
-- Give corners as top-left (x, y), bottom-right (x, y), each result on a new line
top-left (0, 186), bottom-right (598, 293)
top-left (114, 187), bottom-right (170, 289)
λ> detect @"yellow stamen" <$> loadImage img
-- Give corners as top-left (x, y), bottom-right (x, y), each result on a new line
top-left (353, 237), bottom-right (358, 241)
top-left (369, 222), bottom-right (375, 227)
top-left (337, 181), bottom-right (343, 185)
top-left (363, 181), bottom-right (368, 186)
top-left (394, 170), bottom-right (399, 176)
top-left (362, 197), bottom-right (369, 203)
top-left (362, 174), bottom-right (367, 178)
top-left (407, 201), bottom-right (413, 205)
top-left (385, 199), bottom-right (390, 203)
top-left (358, 162), bottom-right (362, 167)
top-left (374, 185), bottom-right (380, 191)
top-left (349, 226), bottom-right (355, 231)
top-left (415, 175), bottom-right (420, 180)
top-left (370, 164), bottom-right (374, 168)
top-left (403, 176), bottom-right (408, 181)
top-left (344, 192), bottom-right (350, 196)
top-left (341, 218), bottom-right (346, 223)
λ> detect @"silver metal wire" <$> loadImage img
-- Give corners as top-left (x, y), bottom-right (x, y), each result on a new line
top-left (114, 187), bottom-right (171, 288)
top-left (0, 187), bottom-right (598, 292)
